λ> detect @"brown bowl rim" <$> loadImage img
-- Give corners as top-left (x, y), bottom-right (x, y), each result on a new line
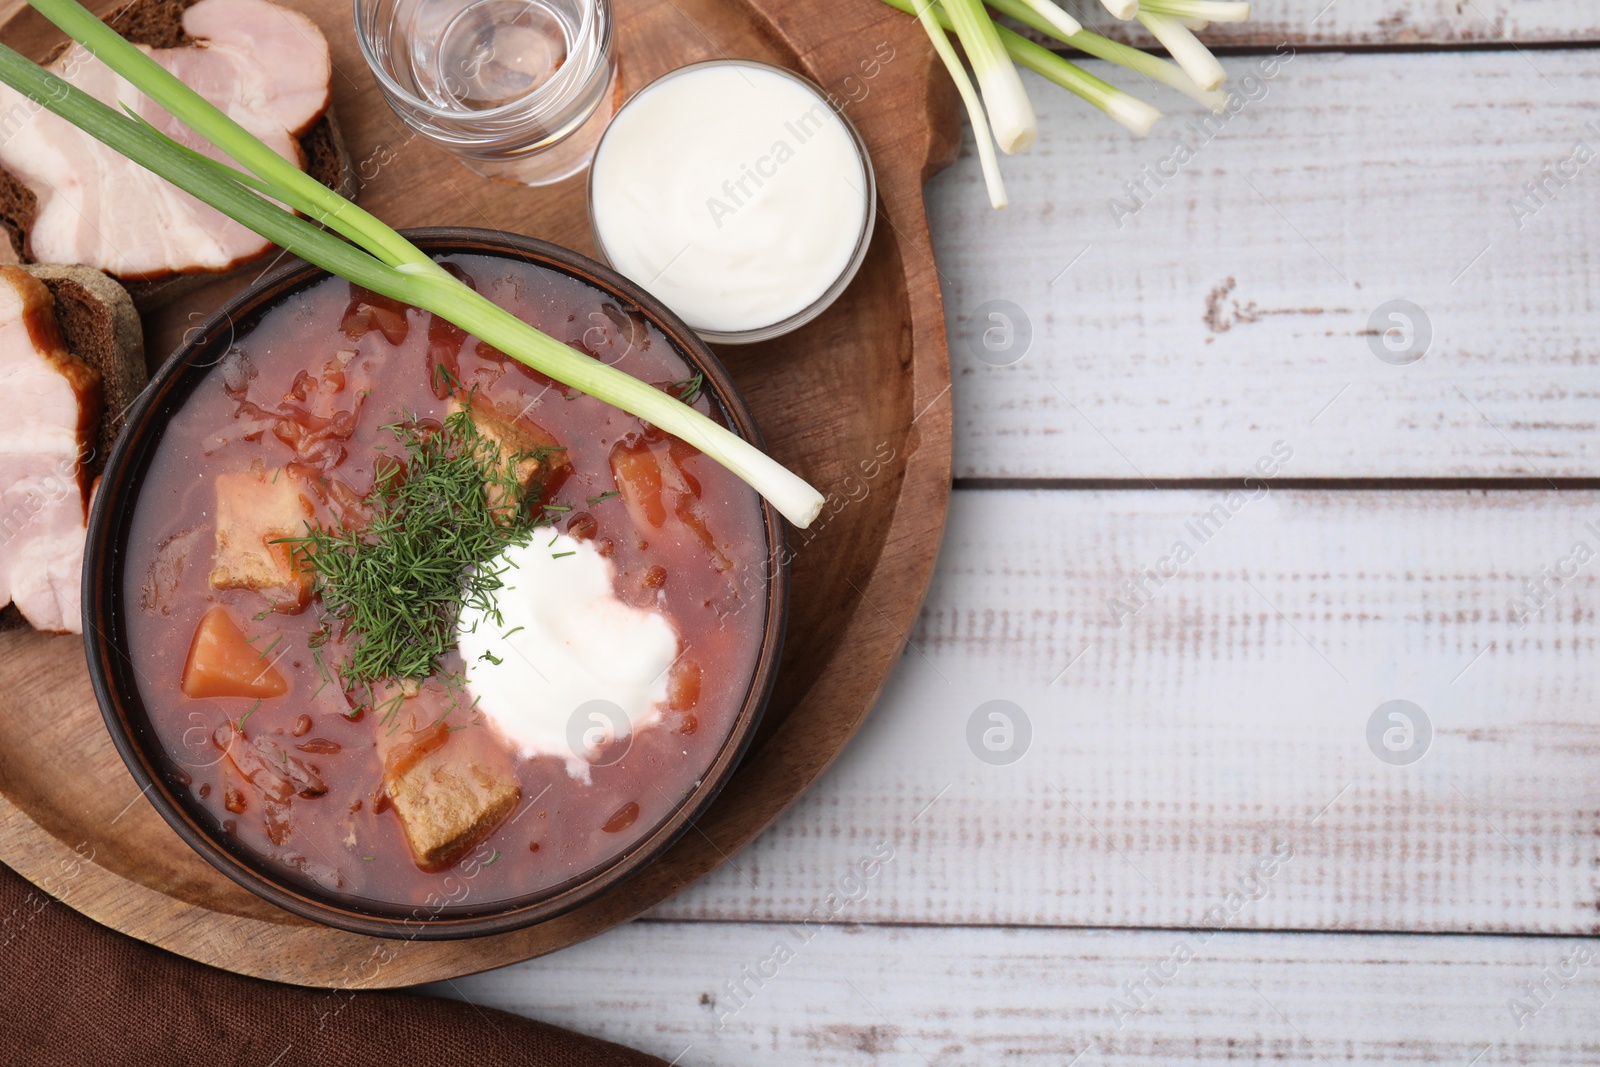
top-left (82, 227), bottom-right (789, 941)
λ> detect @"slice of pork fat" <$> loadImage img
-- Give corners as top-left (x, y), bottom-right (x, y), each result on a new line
top-left (0, 0), bottom-right (333, 280)
top-left (0, 266), bottom-right (102, 634)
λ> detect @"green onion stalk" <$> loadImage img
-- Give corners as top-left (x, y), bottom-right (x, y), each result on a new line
top-left (981, 0), bottom-right (1229, 113)
top-left (1135, 8), bottom-right (1227, 91)
top-left (999, 21), bottom-right (1160, 135)
top-left (1141, 0), bottom-right (1251, 22)
top-left (1013, 0), bottom-right (1081, 37)
top-left (0, 0), bottom-right (825, 528)
top-left (909, 0), bottom-right (1008, 207)
top-left (940, 0), bottom-right (1037, 153)
top-left (884, 0), bottom-right (1161, 136)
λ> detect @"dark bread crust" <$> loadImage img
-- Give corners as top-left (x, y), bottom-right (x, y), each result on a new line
top-left (0, 177), bottom-right (33, 264)
top-left (21, 264), bottom-right (147, 476)
top-left (0, 0), bottom-right (353, 308)
top-left (99, 0), bottom-right (195, 48)
top-left (0, 265), bottom-right (140, 633)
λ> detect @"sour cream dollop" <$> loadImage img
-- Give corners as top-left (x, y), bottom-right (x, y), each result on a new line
top-left (457, 533), bottom-right (678, 779)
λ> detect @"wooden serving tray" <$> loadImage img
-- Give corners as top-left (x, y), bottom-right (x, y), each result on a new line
top-left (0, 0), bottom-right (957, 986)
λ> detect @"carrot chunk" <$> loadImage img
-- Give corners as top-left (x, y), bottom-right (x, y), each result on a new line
top-left (609, 437), bottom-right (668, 529)
top-left (181, 606), bottom-right (289, 699)
top-left (609, 434), bottom-right (731, 571)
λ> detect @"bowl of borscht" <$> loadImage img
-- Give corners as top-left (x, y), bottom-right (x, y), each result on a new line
top-left (83, 228), bottom-right (788, 939)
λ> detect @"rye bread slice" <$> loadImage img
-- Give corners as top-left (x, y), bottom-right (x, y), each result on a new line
top-left (0, 266), bottom-right (143, 632)
top-left (0, 0), bottom-right (354, 312)
top-left (21, 264), bottom-right (147, 475)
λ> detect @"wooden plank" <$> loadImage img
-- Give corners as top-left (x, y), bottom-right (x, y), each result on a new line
top-left (930, 51), bottom-right (1600, 480)
top-left (646, 489), bottom-right (1600, 934)
top-left (1048, 0), bottom-right (1600, 48)
top-left (436, 922), bottom-right (1600, 1065)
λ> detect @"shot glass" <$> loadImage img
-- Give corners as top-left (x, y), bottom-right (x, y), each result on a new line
top-left (354, 0), bottom-right (618, 185)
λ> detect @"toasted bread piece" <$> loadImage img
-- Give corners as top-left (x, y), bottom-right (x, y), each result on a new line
top-left (449, 395), bottom-right (570, 517)
top-left (0, 0), bottom-right (354, 311)
top-left (377, 702), bottom-right (522, 871)
top-left (208, 468), bottom-right (314, 611)
top-left (388, 735), bottom-right (521, 871)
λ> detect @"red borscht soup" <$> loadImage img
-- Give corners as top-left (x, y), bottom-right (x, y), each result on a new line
top-left (120, 253), bottom-right (770, 917)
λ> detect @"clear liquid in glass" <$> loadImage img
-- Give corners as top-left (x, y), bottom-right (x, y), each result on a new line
top-left (357, 0), bottom-right (617, 185)
top-left (414, 0), bottom-right (570, 111)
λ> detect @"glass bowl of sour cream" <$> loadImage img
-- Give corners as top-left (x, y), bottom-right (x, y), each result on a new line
top-left (587, 59), bottom-right (877, 344)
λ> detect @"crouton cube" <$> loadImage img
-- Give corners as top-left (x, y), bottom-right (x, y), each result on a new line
top-left (448, 397), bottom-right (568, 517)
top-left (383, 718), bottom-right (520, 871)
top-left (209, 468), bottom-right (313, 610)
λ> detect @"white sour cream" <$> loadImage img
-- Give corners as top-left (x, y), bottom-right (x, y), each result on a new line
top-left (457, 534), bottom-right (678, 780)
top-left (589, 61), bottom-right (872, 338)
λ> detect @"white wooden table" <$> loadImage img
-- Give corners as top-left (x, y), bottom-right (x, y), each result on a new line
top-left (426, 3), bottom-right (1600, 1061)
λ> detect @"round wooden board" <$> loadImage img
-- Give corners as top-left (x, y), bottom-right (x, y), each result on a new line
top-left (0, 0), bottom-right (958, 986)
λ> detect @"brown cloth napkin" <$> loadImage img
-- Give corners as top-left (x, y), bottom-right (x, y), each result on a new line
top-left (0, 861), bottom-right (669, 1067)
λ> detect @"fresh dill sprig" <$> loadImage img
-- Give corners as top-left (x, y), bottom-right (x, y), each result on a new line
top-left (310, 648), bottom-right (331, 700)
top-left (671, 372), bottom-right (704, 405)
top-left (278, 408), bottom-right (542, 686)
